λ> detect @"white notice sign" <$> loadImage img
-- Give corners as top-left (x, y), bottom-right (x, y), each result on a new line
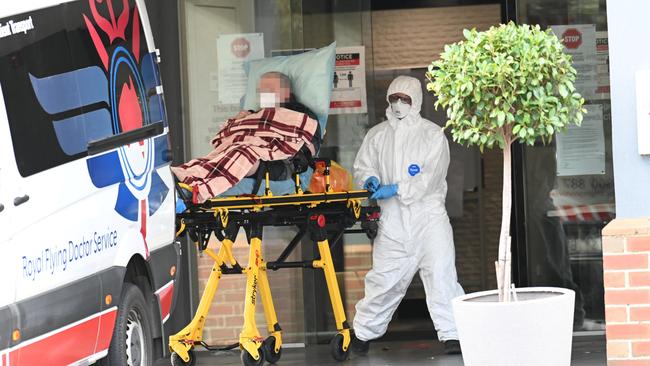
top-left (330, 46), bottom-right (367, 115)
top-left (216, 33), bottom-right (264, 104)
top-left (551, 24), bottom-right (597, 101)
top-left (595, 32), bottom-right (610, 99)
top-left (556, 104), bottom-right (606, 176)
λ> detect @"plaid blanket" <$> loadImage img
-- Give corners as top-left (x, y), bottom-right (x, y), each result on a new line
top-left (171, 107), bottom-right (318, 203)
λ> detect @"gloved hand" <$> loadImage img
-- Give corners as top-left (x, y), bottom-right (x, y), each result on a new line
top-left (363, 176), bottom-right (380, 193)
top-left (371, 184), bottom-right (398, 200)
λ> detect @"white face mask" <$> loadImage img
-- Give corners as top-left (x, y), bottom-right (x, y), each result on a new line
top-left (391, 99), bottom-right (411, 119)
top-left (260, 92), bottom-right (277, 108)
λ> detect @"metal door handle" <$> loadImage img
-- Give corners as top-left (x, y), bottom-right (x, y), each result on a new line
top-left (14, 195), bottom-right (29, 206)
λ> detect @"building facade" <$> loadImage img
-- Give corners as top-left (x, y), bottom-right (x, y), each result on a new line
top-left (147, 1), bottom-right (648, 363)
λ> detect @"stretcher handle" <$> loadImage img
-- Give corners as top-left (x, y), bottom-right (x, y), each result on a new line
top-left (173, 175), bottom-right (196, 206)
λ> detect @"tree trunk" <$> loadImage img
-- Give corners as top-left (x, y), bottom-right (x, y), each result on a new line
top-left (498, 141), bottom-right (513, 301)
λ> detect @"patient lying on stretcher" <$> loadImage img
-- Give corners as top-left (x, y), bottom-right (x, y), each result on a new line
top-left (172, 72), bottom-right (322, 204)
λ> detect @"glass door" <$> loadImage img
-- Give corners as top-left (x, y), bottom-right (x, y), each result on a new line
top-left (515, 0), bottom-right (612, 333)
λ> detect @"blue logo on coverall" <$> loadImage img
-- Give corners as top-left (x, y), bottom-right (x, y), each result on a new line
top-left (408, 164), bottom-right (420, 176)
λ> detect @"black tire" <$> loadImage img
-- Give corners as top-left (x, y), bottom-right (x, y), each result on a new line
top-left (170, 350), bottom-right (195, 366)
top-left (262, 336), bottom-right (282, 364)
top-left (240, 348), bottom-right (265, 366)
top-left (329, 333), bottom-right (350, 362)
top-left (106, 283), bottom-right (154, 366)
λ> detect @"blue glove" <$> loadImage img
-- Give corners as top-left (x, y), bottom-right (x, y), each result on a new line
top-left (363, 176), bottom-right (380, 193)
top-left (371, 184), bottom-right (398, 200)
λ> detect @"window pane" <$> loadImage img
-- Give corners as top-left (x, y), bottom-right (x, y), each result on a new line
top-left (0, 0), bottom-right (156, 176)
top-left (517, 0), bottom-right (611, 332)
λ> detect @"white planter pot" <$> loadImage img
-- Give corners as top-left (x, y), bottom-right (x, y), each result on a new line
top-left (452, 287), bottom-right (575, 366)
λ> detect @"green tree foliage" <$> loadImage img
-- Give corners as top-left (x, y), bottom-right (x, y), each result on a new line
top-left (426, 22), bottom-right (587, 300)
top-left (426, 22), bottom-right (586, 150)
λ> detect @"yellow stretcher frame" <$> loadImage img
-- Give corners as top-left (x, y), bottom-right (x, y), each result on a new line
top-left (169, 170), bottom-right (378, 366)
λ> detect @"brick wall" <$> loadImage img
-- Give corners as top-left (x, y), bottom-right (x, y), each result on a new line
top-left (452, 147), bottom-right (502, 293)
top-left (343, 244), bottom-right (372, 324)
top-left (603, 218), bottom-right (650, 365)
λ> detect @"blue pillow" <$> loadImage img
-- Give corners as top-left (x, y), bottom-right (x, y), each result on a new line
top-left (242, 42), bottom-right (336, 134)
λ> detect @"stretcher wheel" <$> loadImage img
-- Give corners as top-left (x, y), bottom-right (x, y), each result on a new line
top-left (171, 350), bottom-right (195, 366)
top-left (329, 333), bottom-right (350, 362)
top-left (262, 336), bottom-right (282, 364)
top-left (240, 348), bottom-right (265, 366)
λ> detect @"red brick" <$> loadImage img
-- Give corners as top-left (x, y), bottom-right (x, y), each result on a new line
top-left (629, 237), bottom-right (650, 252)
top-left (633, 341), bottom-right (650, 357)
top-left (608, 360), bottom-right (650, 366)
top-left (631, 307), bottom-right (650, 322)
top-left (210, 328), bottom-right (239, 341)
top-left (607, 323), bottom-right (650, 340)
top-left (630, 272), bottom-right (650, 287)
top-left (345, 280), bottom-right (365, 290)
top-left (603, 236), bottom-right (626, 253)
top-left (205, 315), bottom-right (225, 327)
top-left (213, 304), bottom-right (235, 315)
top-left (225, 316), bottom-right (244, 327)
top-left (219, 279), bottom-right (246, 290)
top-left (197, 263), bottom-right (215, 271)
top-left (346, 288), bottom-right (364, 296)
top-left (604, 254), bottom-right (649, 270)
top-left (606, 306), bottom-right (629, 323)
top-left (606, 289), bottom-right (650, 305)
top-left (223, 292), bottom-right (244, 302)
top-left (345, 257), bottom-right (365, 268)
top-left (608, 341), bottom-right (630, 358)
top-left (606, 272), bottom-right (627, 288)
top-left (233, 302), bottom-right (245, 313)
top-left (345, 295), bottom-right (362, 304)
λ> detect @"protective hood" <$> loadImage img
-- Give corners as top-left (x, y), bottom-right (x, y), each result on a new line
top-left (385, 75), bottom-right (423, 125)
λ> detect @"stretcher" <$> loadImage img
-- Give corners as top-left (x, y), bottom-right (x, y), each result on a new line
top-left (169, 159), bottom-right (379, 366)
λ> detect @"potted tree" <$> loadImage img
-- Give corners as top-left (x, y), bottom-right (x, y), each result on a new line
top-left (426, 22), bottom-right (586, 365)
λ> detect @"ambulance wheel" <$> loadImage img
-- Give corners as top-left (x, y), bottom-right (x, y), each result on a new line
top-left (107, 283), bottom-right (154, 366)
top-left (329, 333), bottom-right (350, 362)
top-left (171, 350), bottom-right (195, 366)
top-left (241, 348), bottom-right (265, 366)
top-left (262, 336), bottom-right (282, 364)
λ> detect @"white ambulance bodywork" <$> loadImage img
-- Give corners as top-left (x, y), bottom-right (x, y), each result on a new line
top-left (0, 0), bottom-right (179, 364)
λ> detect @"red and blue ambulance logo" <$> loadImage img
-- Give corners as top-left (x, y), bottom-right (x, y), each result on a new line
top-left (29, 0), bottom-right (171, 258)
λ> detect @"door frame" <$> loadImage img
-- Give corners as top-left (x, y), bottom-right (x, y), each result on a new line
top-left (500, 0), bottom-right (530, 288)
top-left (176, 0), bottom-right (256, 319)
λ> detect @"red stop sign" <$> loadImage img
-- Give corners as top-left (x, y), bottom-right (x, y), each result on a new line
top-left (562, 28), bottom-right (582, 49)
top-left (231, 37), bottom-right (251, 58)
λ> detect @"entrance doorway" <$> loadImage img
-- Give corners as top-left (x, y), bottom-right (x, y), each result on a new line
top-left (365, 1), bottom-right (503, 340)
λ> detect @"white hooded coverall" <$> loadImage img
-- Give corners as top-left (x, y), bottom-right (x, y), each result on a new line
top-left (352, 75), bottom-right (465, 342)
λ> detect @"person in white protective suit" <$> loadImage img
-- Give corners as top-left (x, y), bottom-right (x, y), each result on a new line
top-left (351, 75), bottom-right (465, 355)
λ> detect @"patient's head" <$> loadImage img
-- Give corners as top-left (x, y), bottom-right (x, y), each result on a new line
top-left (258, 72), bottom-right (292, 108)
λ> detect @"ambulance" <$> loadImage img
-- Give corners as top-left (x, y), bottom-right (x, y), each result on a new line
top-left (0, 0), bottom-right (179, 364)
